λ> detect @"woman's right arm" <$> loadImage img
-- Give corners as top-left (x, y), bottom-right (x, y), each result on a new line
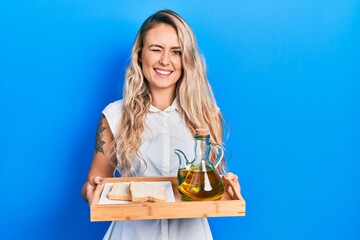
top-left (81, 115), bottom-right (116, 205)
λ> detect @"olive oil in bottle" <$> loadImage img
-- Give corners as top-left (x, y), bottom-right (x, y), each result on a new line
top-left (177, 168), bottom-right (188, 186)
top-left (178, 165), bottom-right (224, 201)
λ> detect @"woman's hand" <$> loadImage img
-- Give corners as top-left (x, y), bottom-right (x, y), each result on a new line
top-left (222, 172), bottom-right (241, 200)
top-left (81, 176), bottom-right (104, 205)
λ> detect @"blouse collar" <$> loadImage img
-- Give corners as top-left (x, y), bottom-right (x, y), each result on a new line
top-left (149, 98), bottom-right (179, 113)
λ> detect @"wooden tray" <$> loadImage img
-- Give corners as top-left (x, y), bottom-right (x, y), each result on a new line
top-left (90, 176), bottom-right (246, 222)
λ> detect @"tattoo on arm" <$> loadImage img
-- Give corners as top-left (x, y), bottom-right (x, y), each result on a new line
top-left (95, 115), bottom-right (106, 154)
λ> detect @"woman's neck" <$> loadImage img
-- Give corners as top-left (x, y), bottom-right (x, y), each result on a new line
top-left (150, 88), bottom-right (176, 111)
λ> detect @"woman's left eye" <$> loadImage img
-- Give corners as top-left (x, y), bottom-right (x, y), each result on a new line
top-left (173, 50), bottom-right (182, 55)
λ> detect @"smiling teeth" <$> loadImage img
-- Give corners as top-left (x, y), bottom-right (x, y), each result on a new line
top-left (156, 69), bottom-right (171, 75)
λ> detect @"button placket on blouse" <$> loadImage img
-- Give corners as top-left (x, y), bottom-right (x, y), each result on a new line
top-left (158, 111), bottom-right (170, 240)
top-left (161, 219), bottom-right (169, 240)
top-left (158, 111), bottom-right (171, 176)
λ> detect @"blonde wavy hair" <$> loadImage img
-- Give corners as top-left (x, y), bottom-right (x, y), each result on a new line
top-left (114, 9), bottom-right (227, 176)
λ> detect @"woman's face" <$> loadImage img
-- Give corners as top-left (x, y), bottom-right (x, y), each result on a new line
top-left (140, 23), bottom-right (183, 94)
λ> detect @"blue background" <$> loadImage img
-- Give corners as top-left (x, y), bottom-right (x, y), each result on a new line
top-left (1, 1), bottom-right (359, 239)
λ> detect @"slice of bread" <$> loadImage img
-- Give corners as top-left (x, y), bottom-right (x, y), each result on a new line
top-left (107, 182), bottom-right (132, 200)
top-left (130, 182), bottom-right (167, 203)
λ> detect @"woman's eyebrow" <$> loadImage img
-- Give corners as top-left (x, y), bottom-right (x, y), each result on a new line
top-left (148, 44), bottom-right (181, 49)
top-left (149, 44), bottom-right (163, 48)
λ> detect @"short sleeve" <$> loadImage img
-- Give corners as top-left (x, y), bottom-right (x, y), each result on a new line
top-left (102, 100), bottom-right (124, 138)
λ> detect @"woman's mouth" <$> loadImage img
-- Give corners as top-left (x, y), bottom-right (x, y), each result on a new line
top-left (154, 68), bottom-right (172, 77)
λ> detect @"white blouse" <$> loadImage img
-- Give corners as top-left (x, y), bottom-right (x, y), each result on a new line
top-left (102, 99), bottom-right (213, 240)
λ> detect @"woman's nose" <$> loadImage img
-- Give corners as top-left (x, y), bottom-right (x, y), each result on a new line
top-left (160, 52), bottom-right (170, 66)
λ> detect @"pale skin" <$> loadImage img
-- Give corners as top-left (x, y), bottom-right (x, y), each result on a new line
top-left (81, 114), bottom-right (115, 204)
top-left (81, 23), bottom-right (241, 204)
top-left (141, 23), bottom-right (183, 109)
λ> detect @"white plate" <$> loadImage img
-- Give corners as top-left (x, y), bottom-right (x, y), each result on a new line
top-left (98, 181), bottom-right (175, 205)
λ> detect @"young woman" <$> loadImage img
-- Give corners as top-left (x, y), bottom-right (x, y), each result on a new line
top-left (81, 9), bottom-right (240, 240)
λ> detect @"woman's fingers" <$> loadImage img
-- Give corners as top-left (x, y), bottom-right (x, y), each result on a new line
top-left (86, 176), bottom-right (104, 205)
top-left (223, 172), bottom-right (238, 181)
top-left (88, 176), bottom-right (104, 187)
top-left (222, 172), bottom-right (241, 199)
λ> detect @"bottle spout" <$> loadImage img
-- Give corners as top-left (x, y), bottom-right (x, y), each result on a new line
top-left (174, 149), bottom-right (190, 170)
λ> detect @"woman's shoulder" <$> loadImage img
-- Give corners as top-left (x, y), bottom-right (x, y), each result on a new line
top-left (103, 99), bottom-right (124, 113)
top-left (102, 99), bottom-right (124, 135)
